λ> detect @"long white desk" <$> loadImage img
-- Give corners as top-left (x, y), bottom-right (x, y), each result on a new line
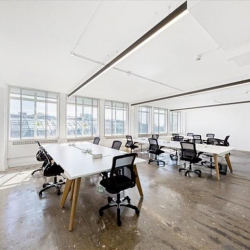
top-left (134, 138), bottom-right (235, 181)
top-left (45, 142), bottom-right (145, 231)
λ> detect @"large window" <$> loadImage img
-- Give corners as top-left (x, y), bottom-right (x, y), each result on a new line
top-left (9, 87), bottom-right (59, 140)
top-left (154, 108), bottom-right (167, 134)
top-left (105, 101), bottom-right (128, 136)
top-left (169, 111), bottom-right (181, 134)
top-left (138, 106), bottom-right (151, 135)
top-left (67, 96), bottom-right (98, 138)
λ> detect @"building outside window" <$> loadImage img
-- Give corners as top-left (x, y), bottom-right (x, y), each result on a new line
top-left (9, 86), bottom-right (59, 140)
top-left (105, 101), bottom-right (128, 136)
top-left (154, 108), bottom-right (167, 134)
top-left (138, 106), bottom-right (151, 134)
top-left (169, 111), bottom-right (181, 134)
top-left (67, 96), bottom-right (98, 138)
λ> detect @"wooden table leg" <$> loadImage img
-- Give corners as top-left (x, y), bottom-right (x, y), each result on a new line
top-left (133, 165), bottom-right (143, 197)
top-left (69, 177), bottom-right (81, 231)
top-left (70, 180), bottom-right (75, 201)
top-left (60, 179), bottom-right (73, 208)
top-left (213, 154), bottom-right (220, 181)
top-left (225, 154), bottom-right (233, 173)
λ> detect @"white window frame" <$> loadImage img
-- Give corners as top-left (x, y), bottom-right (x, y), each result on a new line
top-left (138, 106), bottom-right (151, 135)
top-left (169, 110), bottom-right (181, 134)
top-left (8, 86), bottom-right (59, 141)
top-left (153, 107), bottom-right (168, 134)
top-left (66, 96), bottom-right (99, 138)
top-left (104, 101), bottom-right (128, 137)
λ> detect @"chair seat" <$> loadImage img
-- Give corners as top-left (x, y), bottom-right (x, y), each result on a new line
top-left (100, 176), bottom-right (134, 194)
top-left (181, 157), bottom-right (202, 164)
top-left (149, 149), bottom-right (165, 155)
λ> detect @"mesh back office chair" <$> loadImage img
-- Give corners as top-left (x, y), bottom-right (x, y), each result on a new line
top-left (201, 138), bottom-right (224, 168)
top-left (111, 140), bottom-right (122, 150)
top-left (172, 133), bottom-right (179, 138)
top-left (187, 133), bottom-right (194, 137)
top-left (99, 153), bottom-right (140, 226)
top-left (125, 135), bottom-right (139, 153)
top-left (170, 136), bottom-right (184, 160)
top-left (148, 138), bottom-right (165, 166)
top-left (193, 138), bottom-right (203, 144)
top-left (206, 133), bottom-right (215, 139)
top-left (179, 142), bottom-right (202, 177)
top-left (35, 145), bottom-right (65, 197)
top-left (32, 141), bottom-right (46, 175)
top-left (152, 134), bottom-right (159, 139)
top-left (193, 135), bottom-right (202, 140)
top-left (93, 137), bottom-right (100, 145)
top-left (221, 135), bottom-right (230, 146)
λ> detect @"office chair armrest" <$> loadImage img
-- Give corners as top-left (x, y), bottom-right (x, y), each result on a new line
top-left (134, 142), bottom-right (139, 144)
top-left (197, 152), bottom-right (204, 157)
top-left (159, 146), bottom-right (165, 149)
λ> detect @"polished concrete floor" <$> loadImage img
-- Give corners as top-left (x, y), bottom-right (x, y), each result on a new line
top-left (1, 150), bottom-right (250, 250)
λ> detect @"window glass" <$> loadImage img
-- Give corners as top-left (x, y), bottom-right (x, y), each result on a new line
top-left (138, 106), bottom-right (151, 134)
top-left (154, 108), bottom-right (167, 134)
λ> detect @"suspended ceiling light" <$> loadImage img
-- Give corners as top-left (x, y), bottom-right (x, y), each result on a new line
top-left (68, 1), bottom-right (188, 97)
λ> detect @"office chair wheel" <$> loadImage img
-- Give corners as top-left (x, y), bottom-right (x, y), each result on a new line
top-left (99, 210), bottom-right (104, 216)
top-left (57, 187), bottom-right (61, 195)
top-left (117, 220), bottom-right (122, 227)
top-left (108, 197), bottom-right (113, 203)
top-left (39, 191), bottom-right (42, 197)
top-left (42, 183), bottom-right (49, 188)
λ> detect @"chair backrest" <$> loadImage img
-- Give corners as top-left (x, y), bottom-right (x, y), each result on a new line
top-left (194, 138), bottom-right (203, 144)
top-left (173, 135), bottom-right (184, 142)
top-left (207, 138), bottom-right (220, 145)
top-left (206, 133), bottom-right (215, 138)
top-left (193, 134), bottom-right (202, 140)
top-left (110, 153), bottom-right (137, 185)
top-left (223, 135), bottom-right (230, 146)
top-left (148, 138), bottom-right (159, 152)
top-left (111, 140), bottom-right (122, 150)
top-left (180, 142), bottom-right (197, 162)
top-left (93, 137), bottom-right (100, 145)
top-left (152, 134), bottom-right (159, 139)
top-left (172, 133), bottom-right (179, 137)
top-left (125, 135), bottom-right (133, 147)
top-left (187, 133), bottom-right (194, 137)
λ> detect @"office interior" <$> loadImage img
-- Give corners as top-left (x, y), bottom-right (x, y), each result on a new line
top-left (0, 1), bottom-right (250, 249)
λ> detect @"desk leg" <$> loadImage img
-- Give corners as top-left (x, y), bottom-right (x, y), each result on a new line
top-left (69, 177), bottom-right (81, 231)
top-left (133, 165), bottom-right (143, 197)
top-left (70, 180), bottom-right (75, 201)
top-left (225, 154), bottom-right (233, 173)
top-left (213, 154), bottom-right (220, 181)
top-left (60, 179), bottom-right (73, 208)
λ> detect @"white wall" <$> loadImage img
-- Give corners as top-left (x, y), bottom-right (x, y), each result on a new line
top-left (184, 103), bottom-right (250, 151)
top-left (0, 84), bottom-right (7, 171)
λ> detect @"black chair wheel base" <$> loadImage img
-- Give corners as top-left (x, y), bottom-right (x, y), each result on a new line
top-left (57, 188), bottom-right (61, 195)
top-left (99, 210), bottom-right (104, 216)
top-left (117, 220), bottom-right (122, 227)
top-left (135, 208), bottom-right (140, 215)
top-left (108, 197), bottom-right (113, 203)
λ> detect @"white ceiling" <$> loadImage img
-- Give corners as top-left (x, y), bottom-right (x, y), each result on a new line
top-left (1, 0), bottom-right (250, 109)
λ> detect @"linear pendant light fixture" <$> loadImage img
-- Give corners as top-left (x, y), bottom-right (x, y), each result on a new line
top-left (68, 1), bottom-right (188, 97)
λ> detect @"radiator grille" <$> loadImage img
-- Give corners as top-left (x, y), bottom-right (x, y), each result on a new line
top-left (67, 138), bottom-right (92, 142)
top-left (12, 140), bottom-right (58, 146)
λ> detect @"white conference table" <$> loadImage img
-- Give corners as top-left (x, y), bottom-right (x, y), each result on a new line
top-left (134, 138), bottom-right (235, 181)
top-left (45, 142), bottom-right (145, 231)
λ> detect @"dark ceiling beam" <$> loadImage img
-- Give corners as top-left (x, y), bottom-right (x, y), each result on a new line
top-left (170, 99), bottom-right (250, 111)
top-left (68, 1), bottom-right (188, 97)
top-left (131, 78), bottom-right (250, 106)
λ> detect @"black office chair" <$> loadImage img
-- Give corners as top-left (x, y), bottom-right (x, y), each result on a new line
top-left (99, 153), bottom-right (140, 226)
top-left (179, 142), bottom-right (202, 177)
top-left (152, 134), bottom-right (159, 139)
top-left (206, 133), bottom-right (215, 139)
top-left (111, 140), bottom-right (122, 150)
top-left (172, 133), bottom-right (179, 138)
top-left (170, 136), bottom-right (184, 161)
top-left (201, 138), bottom-right (223, 168)
top-left (93, 137), bottom-right (100, 145)
top-left (193, 135), bottom-right (202, 140)
top-left (37, 147), bottom-right (65, 197)
top-left (187, 133), bottom-right (194, 137)
top-left (125, 135), bottom-right (139, 153)
top-left (32, 141), bottom-right (46, 175)
top-left (148, 138), bottom-right (165, 166)
top-left (220, 135), bottom-right (230, 146)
